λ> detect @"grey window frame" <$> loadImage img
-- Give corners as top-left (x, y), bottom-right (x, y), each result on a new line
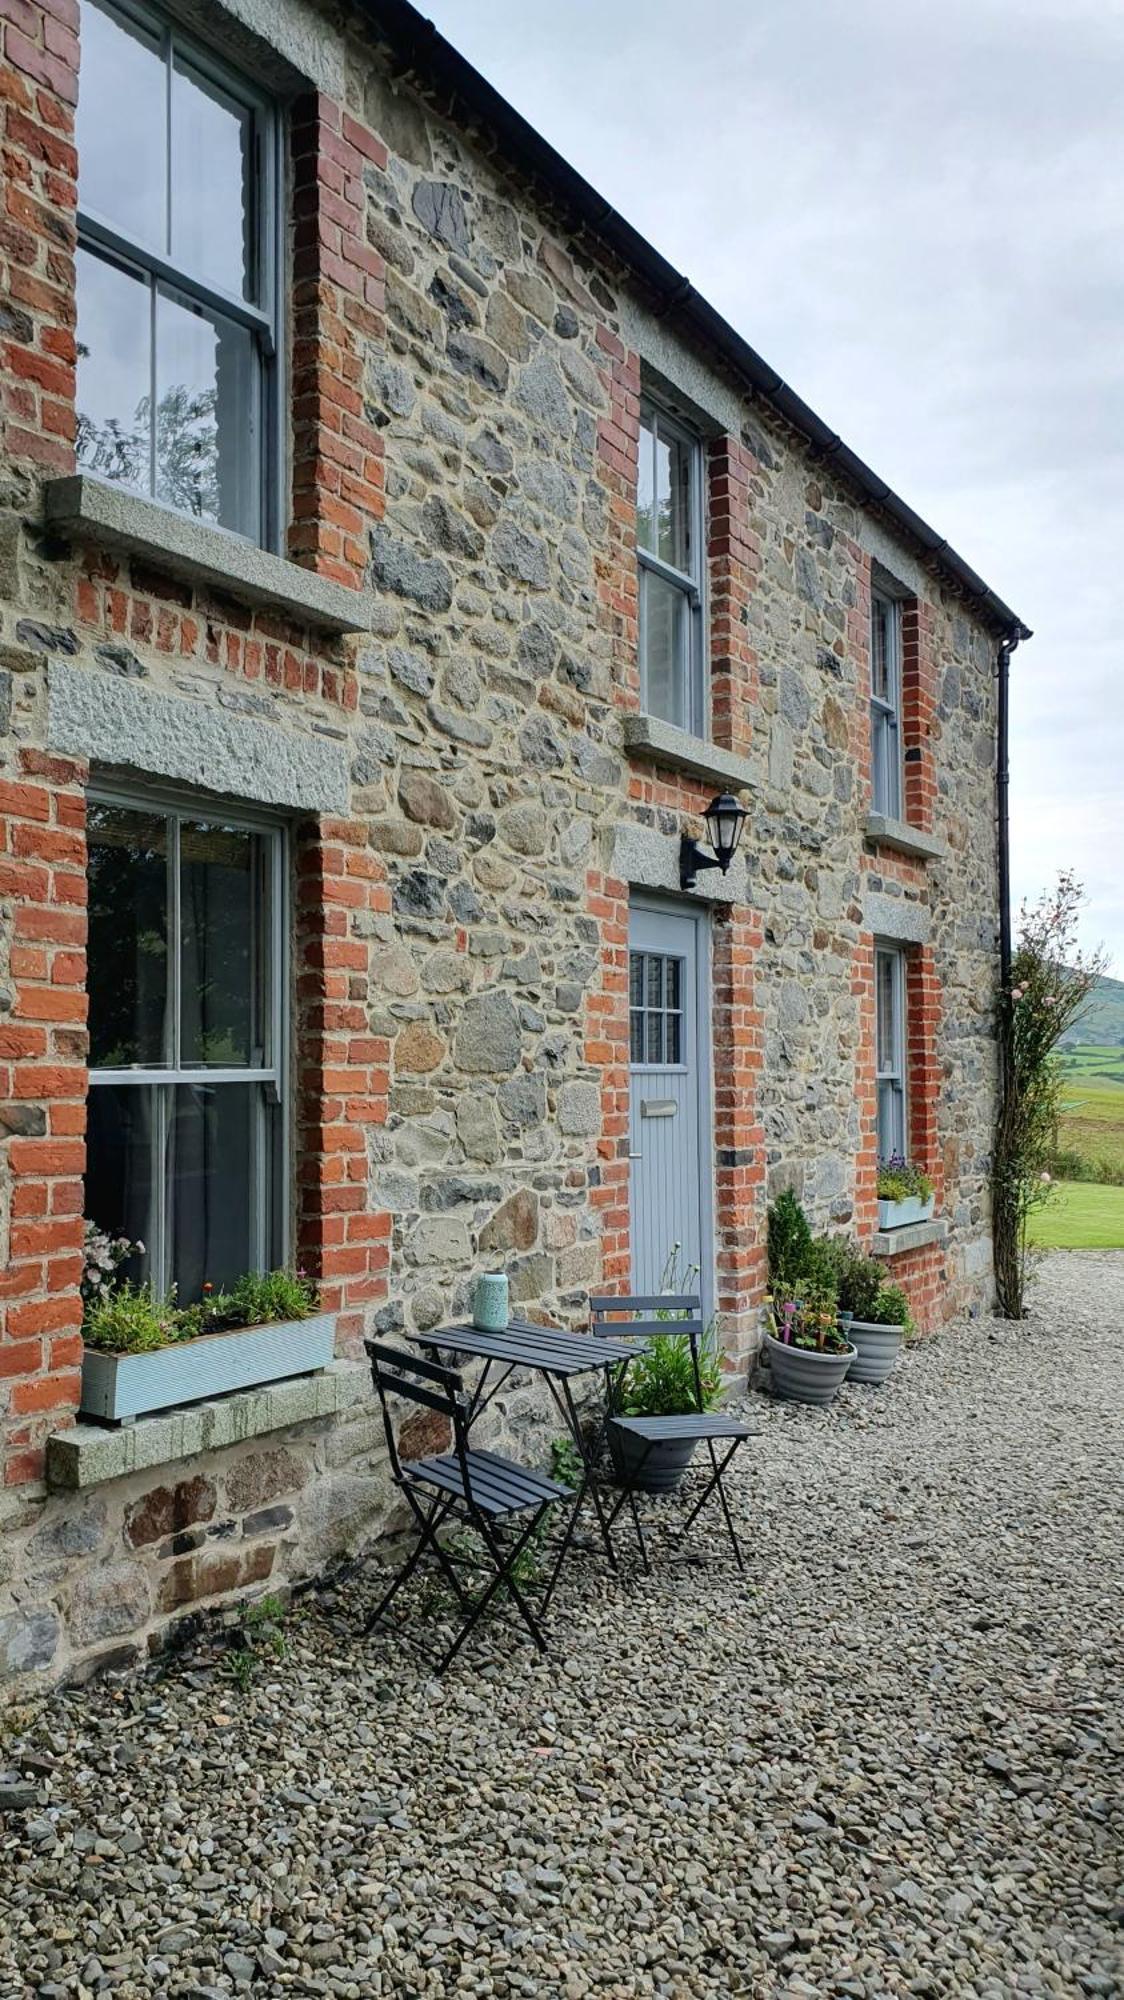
top-left (629, 949), bottom-right (687, 1072)
top-left (85, 781), bottom-right (291, 1295)
top-left (870, 589), bottom-right (904, 819)
top-left (875, 942), bottom-right (908, 1164)
top-left (636, 400), bottom-right (707, 739)
top-left (76, 0), bottom-right (285, 551)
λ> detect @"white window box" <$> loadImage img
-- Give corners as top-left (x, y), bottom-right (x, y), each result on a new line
top-left (80, 1313), bottom-right (337, 1426)
top-left (876, 1195), bottom-right (935, 1231)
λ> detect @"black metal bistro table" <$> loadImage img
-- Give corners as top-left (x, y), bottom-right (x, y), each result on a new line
top-left (414, 1317), bottom-right (644, 1612)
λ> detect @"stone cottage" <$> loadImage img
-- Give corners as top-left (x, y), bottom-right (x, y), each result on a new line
top-left (0, 0), bottom-right (1029, 1690)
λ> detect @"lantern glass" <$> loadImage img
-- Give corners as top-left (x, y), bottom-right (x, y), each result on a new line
top-left (703, 794), bottom-right (747, 868)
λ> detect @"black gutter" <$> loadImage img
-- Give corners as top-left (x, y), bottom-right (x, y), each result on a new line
top-left (364, 0), bottom-right (1032, 645)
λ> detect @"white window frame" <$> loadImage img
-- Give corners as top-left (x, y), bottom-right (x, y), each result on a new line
top-left (636, 400), bottom-right (707, 738)
top-left (875, 943), bottom-right (908, 1164)
top-left (870, 589), bottom-right (904, 819)
top-left (75, 0), bottom-right (285, 550)
top-left (85, 782), bottom-right (290, 1295)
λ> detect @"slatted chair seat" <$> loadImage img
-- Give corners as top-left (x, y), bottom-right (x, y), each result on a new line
top-left (609, 1413), bottom-right (755, 1443)
top-left (591, 1292), bottom-right (757, 1571)
top-left (361, 1341), bottom-right (573, 1673)
top-left (408, 1448), bottom-right (571, 1516)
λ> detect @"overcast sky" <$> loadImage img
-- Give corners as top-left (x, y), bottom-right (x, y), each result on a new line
top-left (427, 0), bottom-right (1123, 973)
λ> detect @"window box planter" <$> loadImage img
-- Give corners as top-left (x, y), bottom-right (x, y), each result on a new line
top-left (80, 1313), bottom-right (337, 1426)
top-left (876, 1195), bottom-right (935, 1231)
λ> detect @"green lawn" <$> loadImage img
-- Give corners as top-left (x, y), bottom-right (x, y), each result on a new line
top-left (1028, 1180), bottom-right (1124, 1250)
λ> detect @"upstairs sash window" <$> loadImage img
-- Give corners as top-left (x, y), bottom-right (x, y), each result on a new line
top-left (636, 402), bottom-right (706, 736)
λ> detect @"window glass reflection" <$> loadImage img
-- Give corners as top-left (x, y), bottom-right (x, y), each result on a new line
top-left (75, 248), bottom-right (152, 495)
top-left (76, 0), bottom-right (166, 248)
top-left (172, 58), bottom-right (254, 300)
top-left (180, 821), bottom-right (269, 1067)
top-left (87, 803), bottom-right (169, 1069)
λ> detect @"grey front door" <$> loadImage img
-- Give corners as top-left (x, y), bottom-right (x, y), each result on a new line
top-left (628, 900), bottom-right (712, 1315)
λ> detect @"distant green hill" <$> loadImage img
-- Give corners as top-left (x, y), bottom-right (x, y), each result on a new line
top-left (1059, 972), bottom-right (1124, 1049)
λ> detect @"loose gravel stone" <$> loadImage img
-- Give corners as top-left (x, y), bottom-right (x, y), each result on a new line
top-left (0, 1253), bottom-right (1120, 1997)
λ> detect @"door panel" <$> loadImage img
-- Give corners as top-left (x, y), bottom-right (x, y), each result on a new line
top-left (628, 902), bottom-right (711, 1312)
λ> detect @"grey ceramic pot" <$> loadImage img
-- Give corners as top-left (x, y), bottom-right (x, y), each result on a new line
top-left (847, 1319), bottom-right (906, 1385)
top-left (609, 1425), bottom-right (698, 1493)
top-left (765, 1333), bottom-right (856, 1407)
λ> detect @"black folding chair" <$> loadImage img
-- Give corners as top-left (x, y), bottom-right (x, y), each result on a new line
top-left (590, 1294), bottom-right (756, 1574)
top-left (362, 1340), bottom-right (573, 1674)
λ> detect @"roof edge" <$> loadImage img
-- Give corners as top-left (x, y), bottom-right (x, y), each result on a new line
top-left (362, 1), bottom-right (1031, 643)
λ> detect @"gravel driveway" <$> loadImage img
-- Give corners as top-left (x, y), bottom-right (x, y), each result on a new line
top-left (1, 1252), bottom-right (1121, 1999)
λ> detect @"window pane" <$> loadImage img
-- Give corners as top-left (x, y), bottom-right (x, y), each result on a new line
top-left (645, 1012), bottom-right (664, 1065)
top-left (642, 568), bottom-right (689, 729)
top-left (180, 821), bottom-right (270, 1067)
top-left (658, 430), bottom-right (692, 573)
top-left (85, 1083), bottom-right (161, 1287)
top-left (155, 290), bottom-right (260, 536)
top-left (167, 1081), bottom-right (277, 1298)
top-left (636, 414), bottom-right (656, 556)
top-left (871, 597), bottom-right (891, 703)
top-left (87, 803), bottom-right (170, 1068)
top-left (878, 1079), bottom-right (905, 1164)
top-left (645, 956), bottom-right (663, 1010)
top-left (172, 57), bottom-right (254, 301)
top-left (665, 958), bottom-right (682, 1011)
top-left (77, 0), bottom-right (167, 248)
top-left (876, 953), bottom-right (897, 1075)
top-left (75, 248), bottom-right (152, 496)
top-left (629, 953), bottom-right (644, 1008)
top-left (872, 709), bottom-right (901, 819)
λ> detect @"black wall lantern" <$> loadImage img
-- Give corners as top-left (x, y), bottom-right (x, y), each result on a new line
top-left (679, 792), bottom-right (749, 890)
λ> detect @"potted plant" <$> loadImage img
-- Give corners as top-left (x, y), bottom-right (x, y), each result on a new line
top-left (764, 1281), bottom-right (856, 1407)
top-left (877, 1157), bottom-right (935, 1230)
top-left (847, 1282), bottom-right (913, 1386)
top-left (608, 1327), bottom-right (722, 1493)
top-left (80, 1252), bottom-right (336, 1424)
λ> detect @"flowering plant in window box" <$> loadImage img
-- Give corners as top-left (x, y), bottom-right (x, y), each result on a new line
top-left (876, 1156), bottom-right (935, 1230)
top-left (80, 1261), bottom-right (335, 1426)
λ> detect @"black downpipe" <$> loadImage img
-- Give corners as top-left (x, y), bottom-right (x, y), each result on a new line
top-left (996, 633), bottom-right (1016, 991)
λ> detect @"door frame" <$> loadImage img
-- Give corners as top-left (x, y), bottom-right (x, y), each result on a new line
top-left (628, 892), bottom-right (716, 1326)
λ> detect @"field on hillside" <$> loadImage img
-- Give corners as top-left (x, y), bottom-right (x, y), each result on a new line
top-left (1028, 1043), bottom-right (1124, 1249)
top-left (1055, 1044), bottom-right (1124, 1177)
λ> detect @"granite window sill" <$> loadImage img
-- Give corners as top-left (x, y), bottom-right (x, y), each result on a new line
top-left (43, 476), bottom-right (374, 636)
top-left (45, 1361), bottom-right (368, 1491)
top-left (870, 1218), bottom-right (948, 1258)
top-left (622, 714), bottom-right (757, 792)
top-left (864, 813), bottom-right (949, 862)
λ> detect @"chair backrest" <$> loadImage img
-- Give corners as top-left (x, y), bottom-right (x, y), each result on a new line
top-left (366, 1340), bottom-right (468, 1480)
top-left (588, 1293), bottom-right (709, 1411)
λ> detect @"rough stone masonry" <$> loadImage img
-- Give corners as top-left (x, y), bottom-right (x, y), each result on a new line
top-left (0, 0), bottom-right (1022, 1693)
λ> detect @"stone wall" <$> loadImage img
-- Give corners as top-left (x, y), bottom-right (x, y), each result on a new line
top-left (0, 0), bottom-right (1008, 1694)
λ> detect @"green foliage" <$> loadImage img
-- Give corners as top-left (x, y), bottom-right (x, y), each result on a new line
top-left (549, 1435), bottom-right (583, 1488)
top-left (806, 1236), bottom-right (884, 1321)
top-left (618, 1332), bottom-right (721, 1417)
top-left (82, 1283), bottom-right (184, 1355)
top-left (870, 1283), bottom-right (913, 1334)
top-left (223, 1593), bottom-right (290, 1692)
top-left (876, 1159), bottom-right (934, 1203)
top-left (767, 1189), bottom-right (813, 1296)
top-left (83, 1267), bottom-right (319, 1354)
top-left (994, 874), bottom-right (1109, 1316)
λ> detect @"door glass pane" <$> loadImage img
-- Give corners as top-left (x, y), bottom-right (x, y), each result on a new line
top-left (75, 249), bottom-right (152, 495)
top-left (666, 1012), bottom-right (682, 1064)
top-left (645, 956), bottom-right (663, 1010)
top-left (172, 57), bottom-right (255, 301)
top-left (155, 290), bottom-right (259, 537)
top-left (630, 1011), bottom-right (644, 1065)
top-left (85, 1083), bottom-right (160, 1287)
top-left (645, 1012), bottom-right (664, 1065)
top-left (642, 568), bottom-right (688, 728)
top-left (665, 959), bottom-right (682, 1010)
top-left (180, 821), bottom-right (270, 1068)
top-left (167, 1081), bottom-right (273, 1298)
top-left (87, 803), bottom-right (170, 1069)
top-left (629, 953), bottom-right (644, 1008)
top-left (77, 0), bottom-right (167, 248)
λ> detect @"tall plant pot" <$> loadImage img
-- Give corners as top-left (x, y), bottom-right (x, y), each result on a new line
top-left (847, 1319), bottom-right (906, 1386)
top-left (764, 1334), bottom-right (855, 1408)
top-left (608, 1424), bottom-right (698, 1493)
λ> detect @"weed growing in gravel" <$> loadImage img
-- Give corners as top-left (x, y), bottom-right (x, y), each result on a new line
top-left (223, 1594), bottom-right (291, 1692)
